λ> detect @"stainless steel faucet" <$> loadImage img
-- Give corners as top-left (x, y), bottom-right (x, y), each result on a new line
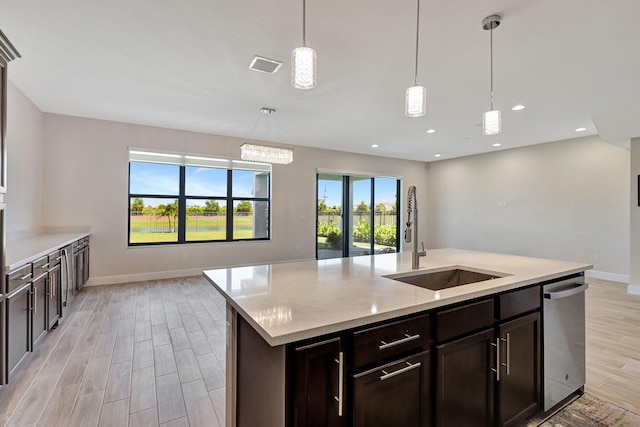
top-left (405, 185), bottom-right (426, 269)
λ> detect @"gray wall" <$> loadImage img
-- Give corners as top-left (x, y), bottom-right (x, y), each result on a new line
top-left (427, 135), bottom-right (630, 279)
top-left (40, 113), bottom-right (428, 284)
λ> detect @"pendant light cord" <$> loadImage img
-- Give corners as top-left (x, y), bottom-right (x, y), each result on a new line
top-left (302, 0), bottom-right (307, 47)
top-left (414, 0), bottom-right (421, 85)
top-left (490, 27), bottom-right (494, 110)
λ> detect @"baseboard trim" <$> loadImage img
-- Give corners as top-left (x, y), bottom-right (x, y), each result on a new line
top-left (85, 258), bottom-right (317, 287)
top-left (627, 285), bottom-right (640, 295)
top-left (584, 270), bottom-right (630, 284)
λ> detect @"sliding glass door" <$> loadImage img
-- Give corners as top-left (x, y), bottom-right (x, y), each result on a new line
top-left (317, 173), bottom-right (400, 260)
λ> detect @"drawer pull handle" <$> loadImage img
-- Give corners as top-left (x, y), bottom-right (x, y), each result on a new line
top-left (502, 333), bottom-right (510, 376)
top-left (20, 273), bottom-right (33, 281)
top-left (380, 361), bottom-right (421, 381)
top-left (491, 337), bottom-right (500, 382)
top-left (379, 333), bottom-right (420, 350)
top-left (333, 351), bottom-right (344, 416)
top-left (40, 263), bottom-right (50, 269)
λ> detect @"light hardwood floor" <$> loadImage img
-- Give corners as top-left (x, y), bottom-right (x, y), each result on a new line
top-left (585, 278), bottom-right (640, 414)
top-left (0, 275), bottom-right (637, 426)
top-left (0, 277), bottom-right (227, 427)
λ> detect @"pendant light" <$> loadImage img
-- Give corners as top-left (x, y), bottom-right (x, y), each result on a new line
top-left (482, 14), bottom-right (502, 135)
top-left (405, 0), bottom-right (426, 117)
top-left (291, 0), bottom-right (316, 89)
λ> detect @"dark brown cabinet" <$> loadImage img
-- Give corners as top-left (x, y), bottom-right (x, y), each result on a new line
top-left (293, 338), bottom-right (345, 427)
top-left (354, 350), bottom-right (430, 427)
top-left (6, 283), bottom-right (31, 379)
top-left (497, 312), bottom-right (540, 427)
top-left (436, 328), bottom-right (495, 427)
top-left (74, 237), bottom-right (90, 291)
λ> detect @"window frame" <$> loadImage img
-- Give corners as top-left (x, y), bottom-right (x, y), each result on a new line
top-left (128, 152), bottom-right (271, 246)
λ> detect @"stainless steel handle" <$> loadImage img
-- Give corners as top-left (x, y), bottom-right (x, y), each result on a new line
top-left (333, 351), bottom-right (344, 417)
top-left (380, 361), bottom-right (421, 381)
top-left (491, 337), bottom-right (500, 382)
top-left (20, 273), bottom-right (32, 281)
top-left (379, 333), bottom-right (420, 350)
top-left (544, 282), bottom-right (588, 300)
top-left (39, 263), bottom-right (50, 269)
top-left (501, 333), bottom-right (510, 375)
top-left (34, 287), bottom-right (38, 315)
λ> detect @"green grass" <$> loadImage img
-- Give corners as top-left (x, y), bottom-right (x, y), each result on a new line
top-left (130, 215), bottom-right (259, 243)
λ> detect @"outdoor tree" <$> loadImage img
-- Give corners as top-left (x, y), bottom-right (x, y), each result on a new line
top-left (156, 201), bottom-right (178, 232)
top-left (318, 199), bottom-right (328, 212)
top-left (355, 201), bottom-right (370, 213)
top-left (205, 199), bottom-right (220, 213)
top-left (131, 198), bottom-right (144, 212)
top-left (236, 201), bottom-right (253, 213)
top-left (375, 203), bottom-right (387, 212)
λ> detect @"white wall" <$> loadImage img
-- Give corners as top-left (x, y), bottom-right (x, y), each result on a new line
top-left (5, 81), bottom-right (43, 236)
top-left (427, 135), bottom-right (630, 279)
top-left (42, 114), bottom-right (429, 284)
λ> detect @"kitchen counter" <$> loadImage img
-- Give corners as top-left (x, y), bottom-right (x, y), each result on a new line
top-left (203, 248), bottom-right (591, 346)
top-left (6, 231), bottom-right (90, 272)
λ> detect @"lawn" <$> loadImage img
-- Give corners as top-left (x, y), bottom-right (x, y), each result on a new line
top-left (130, 215), bottom-right (258, 243)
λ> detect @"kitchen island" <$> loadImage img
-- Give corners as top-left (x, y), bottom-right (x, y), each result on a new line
top-left (203, 249), bottom-right (591, 427)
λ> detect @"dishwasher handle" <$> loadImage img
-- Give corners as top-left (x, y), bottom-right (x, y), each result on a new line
top-left (544, 282), bottom-right (588, 300)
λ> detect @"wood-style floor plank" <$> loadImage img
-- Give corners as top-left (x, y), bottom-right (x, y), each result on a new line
top-left (156, 373), bottom-right (187, 424)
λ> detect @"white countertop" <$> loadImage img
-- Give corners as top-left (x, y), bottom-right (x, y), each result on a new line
top-left (6, 232), bottom-right (90, 272)
top-left (203, 249), bottom-right (591, 347)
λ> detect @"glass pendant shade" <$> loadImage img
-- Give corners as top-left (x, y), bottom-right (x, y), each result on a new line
top-left (405, 85), bottom-right (426, 117)
top-left (483, 110), bottom-right (502, 135)
top-left (291, 46), bottom-right (317, 89)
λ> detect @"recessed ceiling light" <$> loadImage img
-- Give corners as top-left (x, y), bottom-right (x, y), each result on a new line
top-left (371, 144), bottom-right (379, 148)
top-left (512, 105), bottom-right (525, 111)
top-left (426, 129), bottom-right (436, 134)
top-left (434, 154), bottom-right (441, 158)
top-left (575, 127), bottom-right (587, 132)
top-left (493, 143), bottom-right (501, 147)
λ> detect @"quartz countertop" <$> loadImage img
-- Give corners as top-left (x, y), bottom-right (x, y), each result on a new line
top-left (6, 232), bottom-right (90, 272)
top-left (203, 249), bottom-right (591, 347)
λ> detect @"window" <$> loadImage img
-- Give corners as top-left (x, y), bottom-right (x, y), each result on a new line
top-left (316, 173), bottom-right (400, 260)
top-left (128, 150), bottom-right (270, 246)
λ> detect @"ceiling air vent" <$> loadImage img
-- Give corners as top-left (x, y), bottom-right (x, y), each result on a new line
top-left (249, 55), bottom-right (283, 74)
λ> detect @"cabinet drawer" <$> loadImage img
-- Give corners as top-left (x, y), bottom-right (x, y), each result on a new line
top-left (6, 264), bottom-right (32, 294)
top-left (436, 299), bottom-right (494, 342)
top-left (48, 250), bottom-right (62, 267)
top-left (353, 314), bottom-right (430, 368)
top-left (498, 285), bottom-right (540, 320)
top-left (32, 255), bottom-right (50, 275)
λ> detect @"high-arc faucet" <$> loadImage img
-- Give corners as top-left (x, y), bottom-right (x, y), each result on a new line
top-left (405, 185), bottom-right (426, 269)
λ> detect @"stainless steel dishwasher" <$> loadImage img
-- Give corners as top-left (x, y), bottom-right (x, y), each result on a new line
top-left (543, 276), bottom-right (589, 411)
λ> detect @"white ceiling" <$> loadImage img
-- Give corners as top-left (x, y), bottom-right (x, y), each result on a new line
top-left (2, 0), bottom-right (640, 161)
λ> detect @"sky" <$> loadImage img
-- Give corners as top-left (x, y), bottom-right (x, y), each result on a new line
top-left (129, 162), bottom-right (257, 207)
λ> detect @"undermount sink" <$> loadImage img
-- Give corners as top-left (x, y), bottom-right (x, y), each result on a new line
top-left (385, 267), bottom-right (506, 291)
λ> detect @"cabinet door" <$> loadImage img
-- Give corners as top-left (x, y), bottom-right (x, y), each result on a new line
top-left (47, 265), bottom-right (61, 329)
top-left (32, 274), bottom-right (47, 346)
top-left (74, 249), bottom-right (82, 292)
top-left (353, 351), bottom-right (430, 427)
top-left (497, 312), bottom-right (540, 427)
top-left (293, 338), bottom-right (345, 427)
top-left (6, 284), bottom-right (31, 378)
top-left (82, 245), bottom-right (89, 285)
top-left (436, 328), bottom-right (494, 427)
